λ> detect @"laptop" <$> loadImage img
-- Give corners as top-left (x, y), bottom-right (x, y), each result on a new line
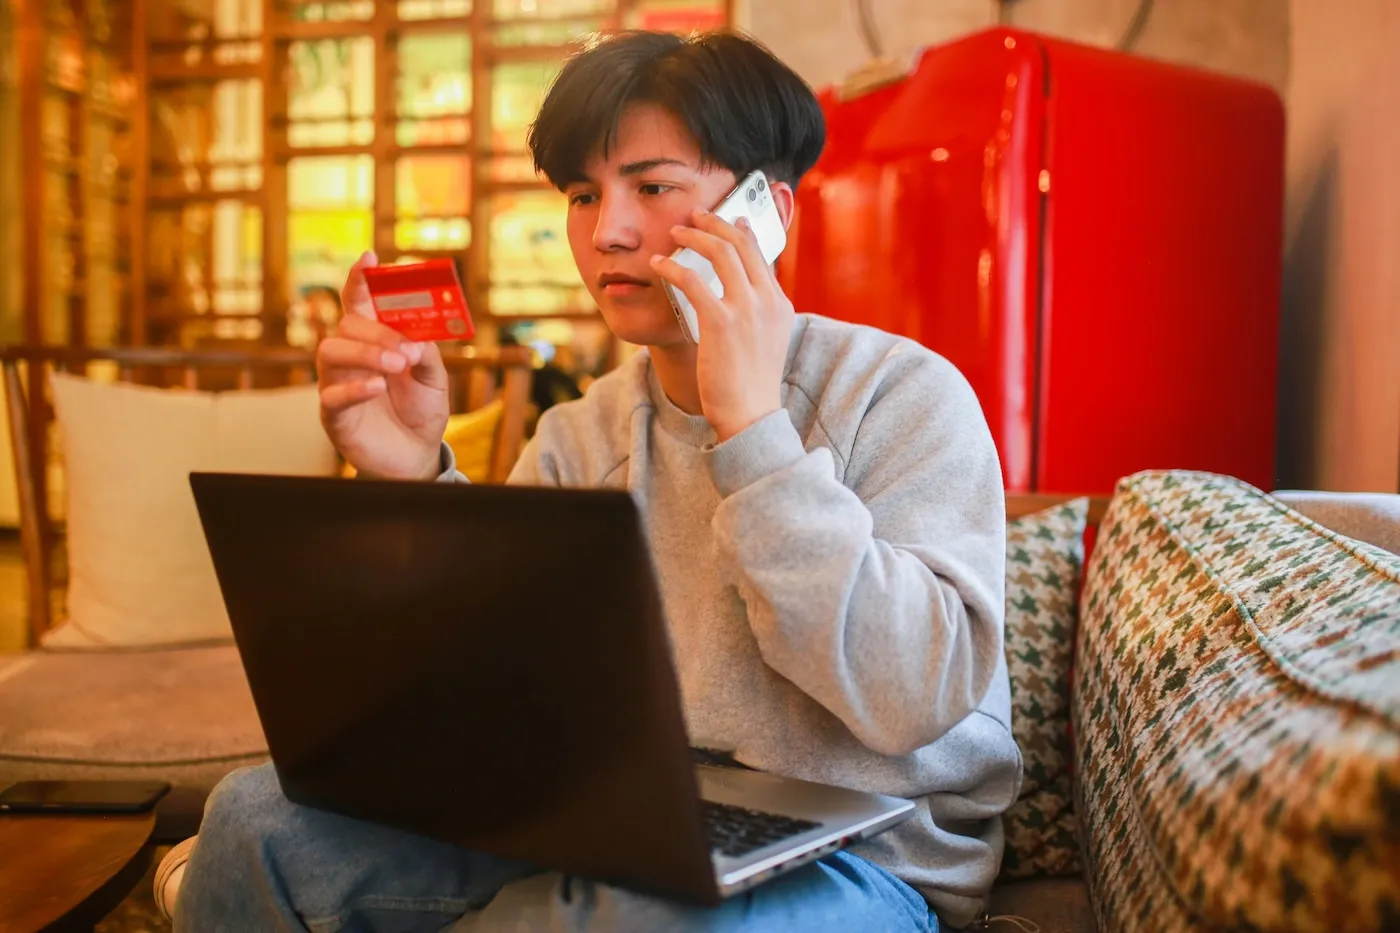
top-left (189, 472), bottom-right (915, 906)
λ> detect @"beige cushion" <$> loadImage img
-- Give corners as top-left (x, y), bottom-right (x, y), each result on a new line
top-left (0, 645), bottom-right (266, 792)
top-left (1272, 489), bottom-right (1400, 556)
top-left (45, 375), bottom-right (338, 648)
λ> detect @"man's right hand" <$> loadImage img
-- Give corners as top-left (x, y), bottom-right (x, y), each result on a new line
top-left (318, 251), bottom-right (450, 481)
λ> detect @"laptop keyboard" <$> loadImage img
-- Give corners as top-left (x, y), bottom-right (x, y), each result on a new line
top-left (701, 801), bottom-right (820, 857)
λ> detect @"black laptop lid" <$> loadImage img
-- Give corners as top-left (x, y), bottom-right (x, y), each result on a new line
top-left (189, 472), bottom-right (718, 904)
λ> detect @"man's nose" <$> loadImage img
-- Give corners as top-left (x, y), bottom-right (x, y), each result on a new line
top-left (593, 195), bottom-right (642, 252)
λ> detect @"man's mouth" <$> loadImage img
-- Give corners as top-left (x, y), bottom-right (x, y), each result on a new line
top-left (598, 273), bottom-right (653, 297)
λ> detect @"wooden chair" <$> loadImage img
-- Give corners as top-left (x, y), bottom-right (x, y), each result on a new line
top-left (0, 343), bottom-right (534, 648)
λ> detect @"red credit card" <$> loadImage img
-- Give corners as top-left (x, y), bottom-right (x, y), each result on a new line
top-left (362, 259), bottom-right (476, 343)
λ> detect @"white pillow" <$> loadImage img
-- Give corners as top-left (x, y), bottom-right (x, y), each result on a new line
top-left (44, 374), bottom-right (338, 648)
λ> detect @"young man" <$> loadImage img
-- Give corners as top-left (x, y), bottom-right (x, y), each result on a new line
top-left (176, 30), bottom-right (1018, 933)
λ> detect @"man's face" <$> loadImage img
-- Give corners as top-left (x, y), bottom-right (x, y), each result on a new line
top-left (564, 103), bottom-right (738, 349)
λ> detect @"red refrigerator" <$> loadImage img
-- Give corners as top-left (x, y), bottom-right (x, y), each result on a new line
top-left (778, 28), bottom-right (1285, 494)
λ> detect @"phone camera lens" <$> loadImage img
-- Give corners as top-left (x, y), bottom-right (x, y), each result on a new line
top-left (747, 188), bottom-right (758, 202)
top-left (757, 178), bottom-right (766, 190)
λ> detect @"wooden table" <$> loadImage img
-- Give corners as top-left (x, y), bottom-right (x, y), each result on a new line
top-left (0, 812), bottom-right (156, 932)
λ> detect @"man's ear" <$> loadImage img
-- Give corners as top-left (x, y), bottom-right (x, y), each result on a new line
top-left (770, 180), bottom-right (796, 231)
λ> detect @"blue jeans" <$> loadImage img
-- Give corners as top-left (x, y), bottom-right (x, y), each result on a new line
top-left (176, 764), bottom-right (938, 933)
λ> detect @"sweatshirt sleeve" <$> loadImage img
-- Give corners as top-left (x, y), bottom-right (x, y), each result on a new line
top-left (704, 354), bottom-right (1006, 757)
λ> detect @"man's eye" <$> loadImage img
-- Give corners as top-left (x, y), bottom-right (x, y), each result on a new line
top-left (569, 192), bottom-right (597, 206)
top-left (640, 184), bottom-right (672, 196)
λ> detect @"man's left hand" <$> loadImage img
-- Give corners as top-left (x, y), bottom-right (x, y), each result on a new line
top-left (651, 208), bottom-right (794, 443)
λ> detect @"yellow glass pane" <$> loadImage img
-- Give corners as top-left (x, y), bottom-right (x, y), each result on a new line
top-left (289, 209), bottom-right (372, 294)
top-left (395, 217), bottom-right (470, 252)
top-left (491, 61), bottom-right (558, 153)
top-left (397, 155), bottom-right (470, 216)
top-left (288, 155), bottom-right (374, 210)
top-left (488, 154), bottom-right (539, 184)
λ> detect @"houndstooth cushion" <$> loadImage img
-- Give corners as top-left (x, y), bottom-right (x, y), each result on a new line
top-left (1001, 499), bottom-right (1089, 879)
top-left (1074, 471), bottom-right (1400, 933)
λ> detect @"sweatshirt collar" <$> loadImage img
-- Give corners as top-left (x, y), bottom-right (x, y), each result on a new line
top-left (644, 315), bottom-right (809, 448)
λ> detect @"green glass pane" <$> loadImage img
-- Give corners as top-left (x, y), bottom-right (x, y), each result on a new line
top-left (396, 155), bottom-right (471, 216)
top-left (491, 61), bottom-right (558, 153)
top-left (396, 32), bottom-right (470, 147)
top-left (289, 1), bottom-right (375, 22)
top-left (289, 37), bottom-right (375, 146)
top-left (493, 20), bottom-right (600, 46)
top-left (398, 0), bottom-right (471, 20)
top-left (398, 34), bottom-right (471, 116)
top-left (492, 0), bottom-right (607, 19)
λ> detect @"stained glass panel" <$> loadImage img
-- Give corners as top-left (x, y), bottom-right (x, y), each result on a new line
top-left (397, 155), bottom-right (470, 215)
top-left (288, 37), bottom-right (375, 147)
top-left (399, 0), bottom-right (471, 19)
top-left (492, 0), bottom-right (607, 18)
top-left (397, 33), bottom-right (470, 147)
top-left (395, 156), bottom-right (470, 251)
top-left (288, 156), bottom-right (372, 336)
top-left (488, 154), bottom-right (539, 184)
top-left (213, 201), bottom-right (263, 315)
top-left (148, 0), bottom-right (261, 69)
top-left (284, 1), bottom-right (376, 23)
top-left (491, 61), bottom-right (557, 153)
top-left (493, 20), bottom-right (601, 46)
top-left (489, 190), bottom-right (589, 316)
top-left (152, 81), bottom-right (262, 198)
top-left (147, 204), bottom-right (209, 318)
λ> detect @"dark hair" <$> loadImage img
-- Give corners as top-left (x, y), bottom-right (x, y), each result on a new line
top-left (529, 31), bottom-right (825, 191)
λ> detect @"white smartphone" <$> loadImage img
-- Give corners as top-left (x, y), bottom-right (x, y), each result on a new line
top-left (663, 170), bottom-right (787, 344)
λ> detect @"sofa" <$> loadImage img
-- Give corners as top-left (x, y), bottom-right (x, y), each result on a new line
top-left (136, 471), bottom-right (1400, 931)
top-left (0, 346), bottom-right (533, 842)
top-left (984, 475), bottom-right (1400, 933)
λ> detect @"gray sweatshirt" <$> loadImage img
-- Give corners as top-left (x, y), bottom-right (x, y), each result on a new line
top-left (441, 313), bottom-right (1020, 927)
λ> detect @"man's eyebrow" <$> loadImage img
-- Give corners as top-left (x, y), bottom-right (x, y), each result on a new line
top-left (619, 158), bottom-right (691, 175)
